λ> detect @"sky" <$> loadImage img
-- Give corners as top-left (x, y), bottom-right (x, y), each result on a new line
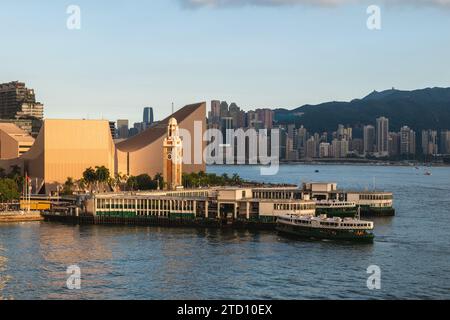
top-left (0, 0), bottom-right (450, 124)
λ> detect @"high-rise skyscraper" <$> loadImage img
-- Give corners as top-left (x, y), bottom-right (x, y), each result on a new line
top-left (440, 130), bottom-right (450, 155)
top-left (388, 132), bottom-right (400, 157)
top-left (256, 109), bottom-right (274, 129)
top-left (376, 117), bottom-right (389, 156)
top-left (219, 101), bottom-right (229, 118)
top-left (0, 81), bottom-right (44, 119)
top-left (400, 126), bottom-right (416, 155)
top-left (246, 111), bottom-right (257, 128)
top-left (332, 139), bottom-right (349, 158)
top-left (117, 119), bottom-right (129, 139)
top-left (210, 100), bottom-right (221, 126)
top-left (319, 142), bottom-right (331, 158)
top-left (229, 103), bottom-right (242, 129)
top-left (363, 125), bottom-right (376, 154)
top-left (305, 137), bottom-right (318, 158)
top-left (143, 107), bottom-right (154, 127)
top-left (220, 117), bottom-right (234, 145)
top-left (349, 138), bottom-right (364, 155)
top-left (297, 126), bottom-right (307, 145)
top-left (421, 129), bottom-right (438, 155)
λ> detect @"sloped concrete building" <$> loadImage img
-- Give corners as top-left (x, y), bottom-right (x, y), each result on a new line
top-left (0, 102), bottom-right (206, 193)
top-left (115, 102), bottom-right (206, 177)
top-left (0, 123), bottom-right (35, 159)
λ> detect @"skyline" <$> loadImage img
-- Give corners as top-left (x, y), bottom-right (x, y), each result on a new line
top-left (1, 1), bottom-right (450, 124)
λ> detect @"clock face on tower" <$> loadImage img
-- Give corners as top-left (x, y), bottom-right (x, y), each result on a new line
top-left (166, 151), bottom-right (172, 160)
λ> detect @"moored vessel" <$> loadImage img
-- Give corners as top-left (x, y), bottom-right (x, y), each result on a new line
top-left (301, 182), bottom-right (395, 217)
top-left (276, 214), bottom-right (374, 243)
top-left (315, 200), bottom-right (357, 218)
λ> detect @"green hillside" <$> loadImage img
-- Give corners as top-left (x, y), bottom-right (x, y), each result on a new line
top-left (274, 87), bottom-right (450, 133)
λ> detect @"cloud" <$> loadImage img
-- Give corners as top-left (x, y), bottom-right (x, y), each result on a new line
top-left (178, 0), bottom-right (450, 8)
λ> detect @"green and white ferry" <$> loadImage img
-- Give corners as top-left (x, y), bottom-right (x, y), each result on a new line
top-left (276, 213), bottom-right (375, 243)
top-left (315, 200), bottom-right (357, 218)
top-left (302, 182), bottom-right (395, 217)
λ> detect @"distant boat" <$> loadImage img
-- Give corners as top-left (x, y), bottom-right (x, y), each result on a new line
top-left (424, 171), bottom-right (432, 176)
top-left (315, 170), bottom-right (320, 173)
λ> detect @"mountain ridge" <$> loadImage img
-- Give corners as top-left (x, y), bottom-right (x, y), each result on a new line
top-left (274, 87), bottom-right (450, 134)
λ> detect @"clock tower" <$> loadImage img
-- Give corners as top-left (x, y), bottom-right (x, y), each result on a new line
top-left (163, 117), bottom-right (183, 190)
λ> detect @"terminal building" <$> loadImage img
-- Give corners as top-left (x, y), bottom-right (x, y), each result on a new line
top-left (90, 187), bottom-right (316, 223)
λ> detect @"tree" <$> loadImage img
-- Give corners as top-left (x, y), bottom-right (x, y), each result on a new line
top-left (221, 173), bottom-right (229, 182)
top-left (76, 178), bottom-right (87, 192)
top-left (231, 173), bottom-right (242, 186)
top-left (113, 172), bottom-right (127, 192)
top-left (83, 167), bottom-right (96, 192)
top-left (0, 178), bottom-right (20, 202)
top-left (9, 165), bottom-right (21, 178)
top-left (6, 165), bottom-right (26, 192)
top-left (62, 177), bottom-right (75, 195)
top-left (135, 174), bottom-right (157, 190)
top-left (154, 173), bottom-right (163, 190)
top-left (181, 172), bottom-right (245, 188)
top-left (107, 176), bottom-right (116, 192)
top-left (126, 176), bottom-right (138, 191)
top-left (95, 166), bottom-right (110, 183)
top-left (95, 166), bottom-right (110, 192)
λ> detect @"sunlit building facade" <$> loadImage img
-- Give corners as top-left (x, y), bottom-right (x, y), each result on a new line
top-left (0, 102), bottom-right (206, 193)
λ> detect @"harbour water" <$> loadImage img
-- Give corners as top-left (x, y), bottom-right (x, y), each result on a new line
top-left (1, 164), bottom-right (450, 299)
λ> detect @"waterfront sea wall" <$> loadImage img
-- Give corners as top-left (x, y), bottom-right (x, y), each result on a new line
top-left (42, 213), bottom-right (276, 230)
top-left (0, 211), bottom-right (44, 223)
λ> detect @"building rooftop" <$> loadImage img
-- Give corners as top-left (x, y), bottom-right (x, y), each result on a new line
top-left (116, 102), bottom-right (205, 153)
top-left (0, 123), bottom-right (35, 143)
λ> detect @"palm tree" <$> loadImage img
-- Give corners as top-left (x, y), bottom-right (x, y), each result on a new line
top-left (113, 172), bottom-right (128, 192)
top-left (83, 167), bottom-right (96, 193)
top-left (107, 176), bottom-right (116, 192)
top-left (76, 178), bottom-right (87, 192)
top-left (63, 177), bottom-right (75, 195)
top-left (127, 176), bottom-right (138, 191)
top-left (95, 166), bottom-right (110, 192)
top-left (231, 173), bottom-right (241, 186)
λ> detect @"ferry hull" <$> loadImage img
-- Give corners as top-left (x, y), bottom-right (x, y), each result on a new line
top-left (360, 207), bottom-right (395, 217)
top-left (276, 223), bottom-right (374, 243)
